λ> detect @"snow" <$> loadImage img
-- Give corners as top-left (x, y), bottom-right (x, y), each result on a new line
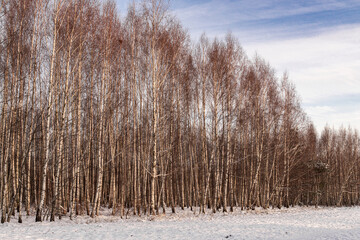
top-left (1, 206), bottom-right (360, 240)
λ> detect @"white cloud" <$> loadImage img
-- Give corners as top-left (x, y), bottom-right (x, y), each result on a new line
top-left (244, 24), bottom-right (360, 131)
top-left (245, 24), bottom-right (360, 100)
top-left (306, 106), bottom-right (336, 115)
top-left (306, 107), bottom-right (360, 133)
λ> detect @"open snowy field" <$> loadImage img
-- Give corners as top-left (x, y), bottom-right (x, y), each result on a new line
top-left (1, 206), bottom-right (360, 240)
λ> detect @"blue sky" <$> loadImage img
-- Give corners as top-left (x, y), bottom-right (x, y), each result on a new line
top-left (116, 0), bottom-right (360, 133)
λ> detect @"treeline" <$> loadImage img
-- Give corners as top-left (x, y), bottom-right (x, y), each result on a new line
top-left (0, 0), bottom-right (359, 223)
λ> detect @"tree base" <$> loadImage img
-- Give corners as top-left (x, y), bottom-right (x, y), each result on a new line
top-left (35, 209), bottom-right (42, 222)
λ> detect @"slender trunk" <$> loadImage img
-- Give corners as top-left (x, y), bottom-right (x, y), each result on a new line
top-left (91, 60), bottom-right (106, 218)
top-left (36, 2), bottom-right (59, 222)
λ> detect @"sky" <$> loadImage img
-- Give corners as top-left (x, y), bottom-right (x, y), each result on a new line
top-left (116, 0), bottom-right (360, 133)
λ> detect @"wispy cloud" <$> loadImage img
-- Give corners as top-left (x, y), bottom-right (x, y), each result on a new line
top-left (173, 0), bottom-right (360, 41)
top-left (175, 0), bottom-right (359, 22)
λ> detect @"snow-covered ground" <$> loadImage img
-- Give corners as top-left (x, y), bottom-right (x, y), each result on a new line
top-left (1, 206), bottom-right (360, 240)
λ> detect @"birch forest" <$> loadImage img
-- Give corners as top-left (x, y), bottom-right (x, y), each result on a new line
top-left (0, 0), bottom-right (359, 223)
